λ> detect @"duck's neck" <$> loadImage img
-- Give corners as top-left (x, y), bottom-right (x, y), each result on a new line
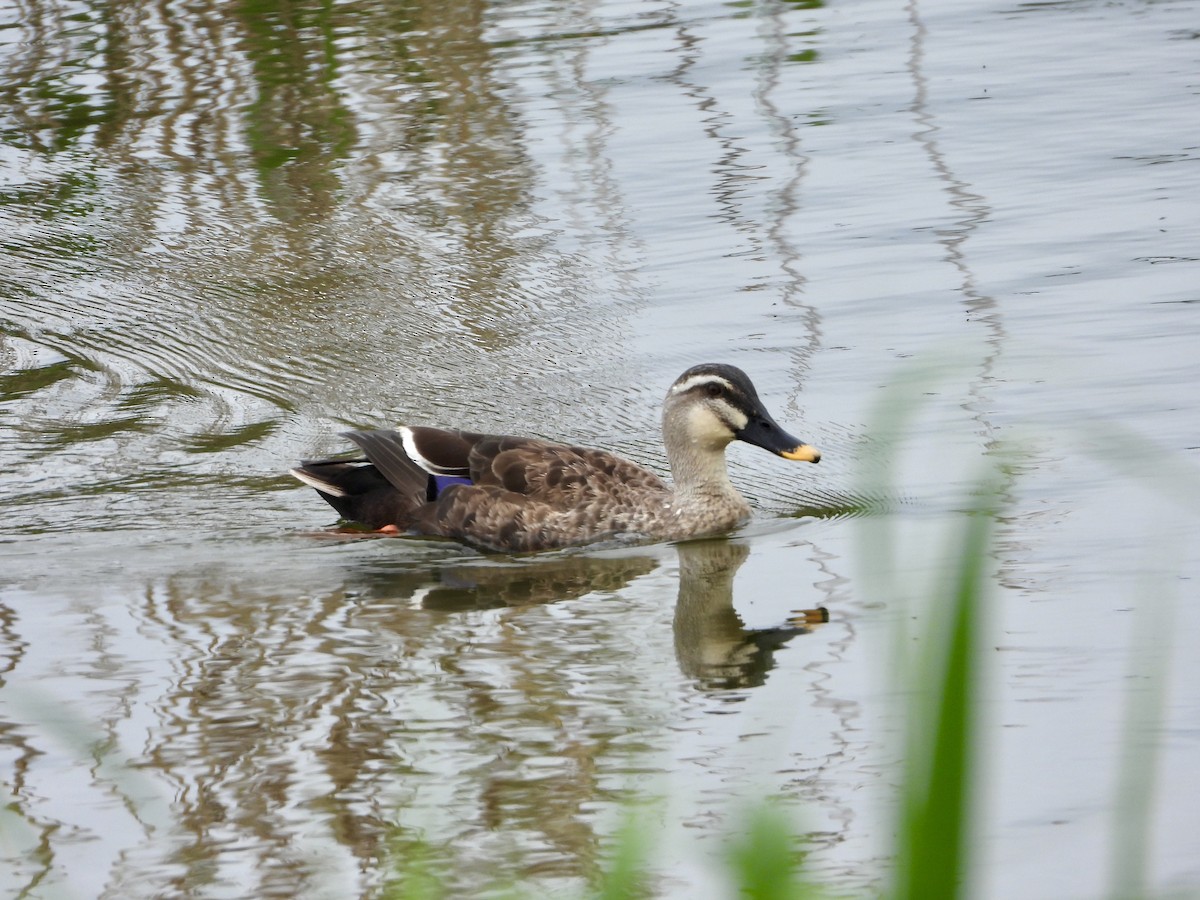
top-left (662, 413), bottom-right (751, 518)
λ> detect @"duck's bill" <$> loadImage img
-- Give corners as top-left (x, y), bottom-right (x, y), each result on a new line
top-left (737, 415), bottom-right (821, 463)
top-left (780, 443), bottom-right (821, 463)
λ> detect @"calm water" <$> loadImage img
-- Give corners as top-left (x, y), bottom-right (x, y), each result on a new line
top-left (2, 0), bottom-right (1199, 896)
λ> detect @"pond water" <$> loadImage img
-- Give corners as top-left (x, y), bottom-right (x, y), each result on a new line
top-left (2, 0), bottom-right (1199, 896)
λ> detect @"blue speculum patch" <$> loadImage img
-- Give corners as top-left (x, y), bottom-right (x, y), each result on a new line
top-left (428, 474), bottom-right (473, 500)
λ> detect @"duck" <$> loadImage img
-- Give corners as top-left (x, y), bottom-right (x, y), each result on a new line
top-left (290, 363), bottom-right (820, 553)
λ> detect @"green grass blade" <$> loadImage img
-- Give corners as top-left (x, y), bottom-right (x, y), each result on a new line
top-left (725, 803), bottom-right (812, 900)
top-left (592, 813), bottom-right (652, 900)
top-left (1107, 534), bottom-right (1179, 900)
top-left (893, 479), bottom-right (999, 900)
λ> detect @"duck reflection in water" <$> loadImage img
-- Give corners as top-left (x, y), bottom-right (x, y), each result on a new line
top-left (673, 539), bottom-right (827, 691)
top-left (401, 553), bottom-right (658, 611)
top-left (349, 538), bottom-right (826, 691)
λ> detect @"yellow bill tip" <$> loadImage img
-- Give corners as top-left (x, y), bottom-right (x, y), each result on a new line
top-left (781, 444), bottom-right (821, 463)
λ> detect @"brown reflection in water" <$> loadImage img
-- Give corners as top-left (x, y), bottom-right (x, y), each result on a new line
top-left (49, 541), bottom-right (824, 894)
top-left (321, 552), bottom-right (663, 885)
top-left (119, 552), bottom-right (662, 892)
top-left (353, 553), bottom-right (659, 611)
top-left (0, 535), bottom-right (834, 894)
top-left (1, 0), bottom-right (536, 294)
top-left (363, 2), bottom-right (531, 230)
top-left (0, 601), bottom-right (50, 892)
top-left (673, 539), bottom-right (827, 691)
top-left (1, 0), bottom-right (525, 221)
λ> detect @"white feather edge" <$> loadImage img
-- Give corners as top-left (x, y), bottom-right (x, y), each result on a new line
top-left (289, 467), bottom-right (348, 497)
top-left (399, 425), bottom-right (454, 476)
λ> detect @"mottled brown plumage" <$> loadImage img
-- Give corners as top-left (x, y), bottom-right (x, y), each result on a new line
top-left (291, 363), bottom-right (820, 553)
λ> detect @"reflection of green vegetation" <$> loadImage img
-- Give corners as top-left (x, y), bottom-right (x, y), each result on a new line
top-left (115, 376), bottom-right (208, 408)
top-left (2, 0), bottom-right (535, 299)
top-left (182, 418), bottom-right (280, 453)
top-left (728, 0), bottom-right (823, 12)
top-left (236, 0), bottom-right (355, 217)
top-left (32, 414), bottom-right (156, 447)
top-left (0, 351), bottom-right (99, 399)
top-left (0, 172), bottom-right (100, 219)
top-left (1, 17), bottom-right (116, 153)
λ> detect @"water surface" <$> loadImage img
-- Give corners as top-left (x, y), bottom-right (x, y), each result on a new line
top-left (2, 0), bottom-right (1199, 896)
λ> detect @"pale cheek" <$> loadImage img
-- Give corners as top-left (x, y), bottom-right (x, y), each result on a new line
top-left (687, 406), bottom-right (736, 447)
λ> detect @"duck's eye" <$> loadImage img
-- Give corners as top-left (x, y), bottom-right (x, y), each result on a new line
top-left (705, 383), bottom-right (723, 398)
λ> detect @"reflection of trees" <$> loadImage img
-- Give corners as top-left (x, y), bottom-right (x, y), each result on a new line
top-left (2, 0), bottom-right (520, 214)
top-left (0, 0), bottom-right (534, 290)
top-left (0, 528), bottom-right (833, 895)
top-left (16, 539), bottom-right (818, 895)
top-left (0, 601), bottom-right (48, 892)
top-left (116, 552), bottom-right (664, 894)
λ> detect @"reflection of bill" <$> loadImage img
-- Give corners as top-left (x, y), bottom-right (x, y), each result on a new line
top-left (673, 540), bottom-right (827, 691)
top-left (789, 607), bottom-right (831, 629)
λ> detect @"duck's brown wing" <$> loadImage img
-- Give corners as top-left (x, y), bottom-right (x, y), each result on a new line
top-left (399, 426), bottom-right (475, 477)
top-left (345, 428), bottom-right (670, 552)
top-left (467, 436), bottom-right (669, 506)
top-left (401, 427), bottom-right (669, 504)
top-left (413, 433), bottom-right (671, 552)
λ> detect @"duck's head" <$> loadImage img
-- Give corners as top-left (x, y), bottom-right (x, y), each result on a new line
top-left (664, 363), bottom-right (821, 462)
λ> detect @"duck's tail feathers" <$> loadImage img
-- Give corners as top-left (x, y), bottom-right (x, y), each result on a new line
top-left (289, 464), bottom-right (352, 497)
top-left (290, 430), bottom-right (430, 529)
top-left (342, 429), bottom-right (430, 495)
